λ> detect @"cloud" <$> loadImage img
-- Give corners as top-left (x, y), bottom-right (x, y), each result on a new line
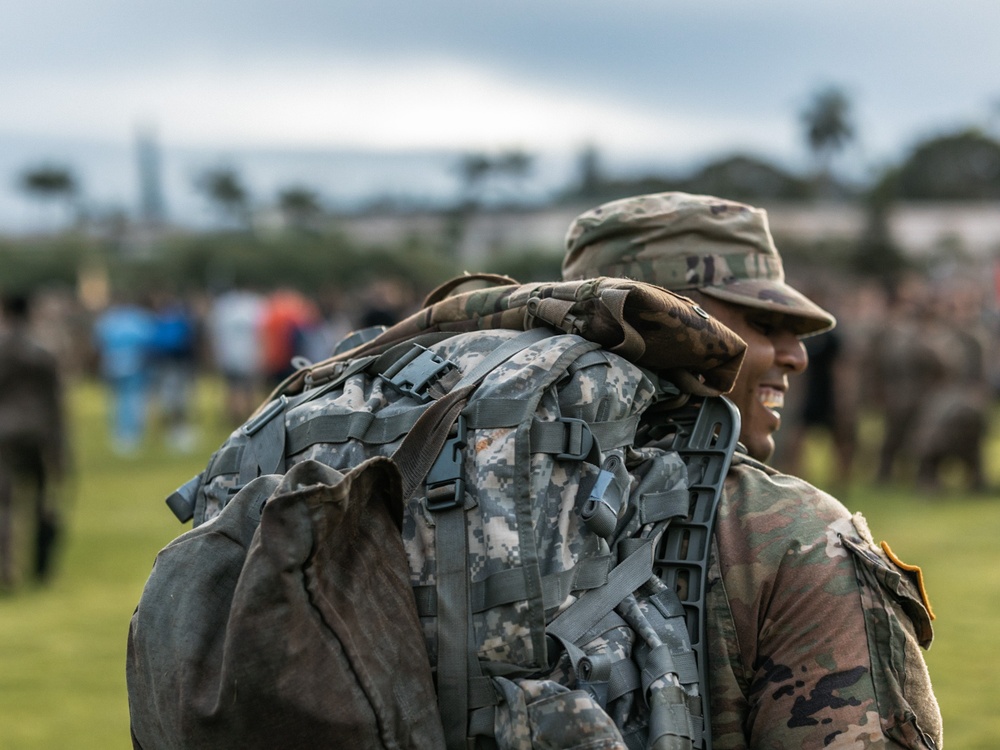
top-left (0, 53), bottom-right (794, 162)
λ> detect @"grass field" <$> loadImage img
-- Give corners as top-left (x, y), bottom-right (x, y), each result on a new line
top-left (0, 378), bottom-right (997, 748)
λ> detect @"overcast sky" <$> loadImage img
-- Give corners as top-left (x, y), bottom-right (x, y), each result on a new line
top-left (3, 0), bottom-right (999, 228)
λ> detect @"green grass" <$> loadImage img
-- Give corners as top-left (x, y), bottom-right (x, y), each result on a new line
top-left (0, 381), bottom-right (997, 747)
top-left (0, 378), bottom-right (234, 750)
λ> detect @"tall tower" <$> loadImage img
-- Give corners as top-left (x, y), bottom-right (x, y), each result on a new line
top-left (135, 124), bottom-right (166, 226)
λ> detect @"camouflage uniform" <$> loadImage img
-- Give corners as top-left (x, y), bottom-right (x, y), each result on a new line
top-left (0, 295), bottom-right (67, 587)
top-left (563, 193), bottom-right (943, 749)
top-left (708, 454), bottom-right (941, 748)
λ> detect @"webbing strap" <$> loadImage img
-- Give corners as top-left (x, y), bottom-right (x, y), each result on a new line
top-left (642, 643), bottom-right (699, 690)
top-left (587, 416), bottom-right (641, 452)
top-left (433, 505), bottom-right (469, 749)
top-left (462, 399), bottom-right (532, 429)
top-left (238, 397), bottom-right (287, 483)
top-left (412, 554), bottom-right (613, 617)
top-left (546, 541), bottom-right (655, 647)
top-left (567, 348), bottom-right (613, 373)
top-left (286, 408), bottom-right (425, 453)
top-left (531, 416), bottom-right (639, 453)
top-left (422, 328), bottom-right (554, 750)
top-left (464, 406), bottom-right (638, 458)
top-left (608, 656), bottom-right (641, 702)
top-left (205, 446), bottom-right (241, 480)
top-left (648, 685), bottom-right (702, 748)
top-left (639, 487), bottom-right (690, 525)
top-left (454, 328), bottom-right (553, 390)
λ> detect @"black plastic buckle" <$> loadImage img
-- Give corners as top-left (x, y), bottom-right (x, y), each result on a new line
top-left (425, 415), bottom-right (467, 512)
top-left (380, 345), bottom-right (457, 403)
top-left (555, 417), bottom-right (594, 461)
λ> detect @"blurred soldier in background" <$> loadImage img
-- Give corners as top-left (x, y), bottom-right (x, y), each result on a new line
top-left (563, 192), bottom-right (942, 749)
top-left (870, 275), bottom-right (947, 484)
top-left (0, 292), bottom-right (69, 589)
top-left (912, 279), bottom-right (991, 492)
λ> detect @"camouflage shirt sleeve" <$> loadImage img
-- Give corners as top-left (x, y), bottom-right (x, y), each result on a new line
top-left (705, 454), bottom-right (943, 749)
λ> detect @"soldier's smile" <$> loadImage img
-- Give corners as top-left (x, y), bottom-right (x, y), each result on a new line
top-left (691, 298), bottom-right (807, 461)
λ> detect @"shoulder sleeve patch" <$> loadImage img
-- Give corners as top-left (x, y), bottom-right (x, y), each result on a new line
top-left (881, 540), bottom-right (936, 622)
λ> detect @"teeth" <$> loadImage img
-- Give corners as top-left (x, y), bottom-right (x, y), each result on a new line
top-left (759, 389), bottom-right (784, 410)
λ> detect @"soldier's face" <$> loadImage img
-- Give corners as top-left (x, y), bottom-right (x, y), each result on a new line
top-left (696, 297), bottom-right (808, 461)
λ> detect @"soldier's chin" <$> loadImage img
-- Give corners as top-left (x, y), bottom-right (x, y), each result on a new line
top-left (743, 430), bottom-right (776, 462)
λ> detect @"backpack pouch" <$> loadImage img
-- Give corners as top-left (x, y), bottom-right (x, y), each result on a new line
top-left (127, 457), bottom-right (445, 750)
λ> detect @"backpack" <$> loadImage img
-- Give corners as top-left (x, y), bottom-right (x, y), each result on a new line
top-left (127, 276), bottom-right (746, 750)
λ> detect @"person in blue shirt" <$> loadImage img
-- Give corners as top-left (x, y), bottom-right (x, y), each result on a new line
top-left (93, 296), bottom-right (157, 455)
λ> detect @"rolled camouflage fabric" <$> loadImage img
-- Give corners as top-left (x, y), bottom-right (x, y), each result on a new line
top-left (307, 276), bottom-right (747, 397)
top-left (562, 192), bottom-right (836, 336)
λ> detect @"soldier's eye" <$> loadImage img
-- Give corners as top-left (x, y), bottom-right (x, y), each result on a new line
top-left (748, 318), bottom-right (775, 336)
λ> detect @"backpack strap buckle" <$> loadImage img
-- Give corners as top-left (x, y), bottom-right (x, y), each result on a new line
top-left (425, 415), bottom-right (467, 512)
top-left (380, 345), bottom-right (458, 403)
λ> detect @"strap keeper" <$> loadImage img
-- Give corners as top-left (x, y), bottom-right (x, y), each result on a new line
top-left (555, 417), bottom-right (594, 461)
top-left (242, 395), bottom-right (287, 436)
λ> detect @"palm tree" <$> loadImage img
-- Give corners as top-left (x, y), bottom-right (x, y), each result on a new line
top-left (456, 152), bottom-right (493, 208)
top-left (196, 167), bottom-right (251, 229)
top-left (493, 149), bottom-right (533, 204)
top-left (800, 85), bottom-right (855, 196)
top-left (19, 164), bottom-right (80, 229)
top-left (277, 185), bottom-right (323, 231)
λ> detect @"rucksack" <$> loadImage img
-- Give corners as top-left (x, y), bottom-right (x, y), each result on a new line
top-left (127, 276), bottom-right (747, 750)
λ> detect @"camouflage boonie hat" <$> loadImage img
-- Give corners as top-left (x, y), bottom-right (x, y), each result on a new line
top-left (562, 192), bottom-right (835, 336)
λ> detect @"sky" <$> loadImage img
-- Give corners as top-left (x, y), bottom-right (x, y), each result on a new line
top-left (3, 0), bottom-right (1000, 230)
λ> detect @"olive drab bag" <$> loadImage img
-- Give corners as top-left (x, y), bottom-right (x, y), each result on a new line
top-left (127, 276), bottom-right (747, 750)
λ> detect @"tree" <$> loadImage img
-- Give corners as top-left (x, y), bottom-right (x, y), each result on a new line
top-left (800, 85), bottom-right (855, 195)
top-left (196, 167), bottom-right (251, 229)
top-left (892, 129), bottom-right (1000, 200)
top-left (455, 149), bottom-right (535, 208)
top-left (494, 149), bottom-right (534, 196)
top-left (18, 164), bottom-right (80, 229)
top-left (456, 152), bottom-right (493, 208)
top-left (277, 185), bottom-right (324, 232)
top-left (575, 144), bottom-right (605, 198)
top-left (682, 153), bottom-right (814, 202)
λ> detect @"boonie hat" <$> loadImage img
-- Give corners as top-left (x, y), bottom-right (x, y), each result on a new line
top-left (562, 192), bottom-right (835, 336)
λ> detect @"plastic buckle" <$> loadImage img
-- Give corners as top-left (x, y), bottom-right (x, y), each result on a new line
top-left (425, 415), bottom-right (467, 512)
top-left (555, 417), bottom-right (594, 461)
top-left (380, 345), bottom-right (457, 403)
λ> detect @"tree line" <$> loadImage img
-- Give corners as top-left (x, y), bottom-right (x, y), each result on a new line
top-left (7, 85), bottom-right (1000, 300)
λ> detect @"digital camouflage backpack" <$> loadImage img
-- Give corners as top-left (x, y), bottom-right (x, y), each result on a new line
top-left (127, 276), bottom-right (746, 750)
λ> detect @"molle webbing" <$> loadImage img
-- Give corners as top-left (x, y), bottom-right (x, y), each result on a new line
top-left (167, 319), bottom-right (740, 750)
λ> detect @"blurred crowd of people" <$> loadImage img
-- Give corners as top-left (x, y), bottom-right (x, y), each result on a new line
top-left (0, 279), bottom-right (411, 590)
top-left (87, 279), bottom-right (414, 454)
top-left (2, 264), bottom-right (999, 589)
top-left (774, 270), bottom-right (998, 495)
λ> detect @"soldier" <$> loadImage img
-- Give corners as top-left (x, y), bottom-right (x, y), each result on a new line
top-left (562, 193), bottom-right (942, 749)
top-left (0, 292), bottom-right (68, 588)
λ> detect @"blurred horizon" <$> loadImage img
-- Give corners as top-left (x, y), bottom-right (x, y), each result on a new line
top-left (3, 1), bottom-right (999, 232)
